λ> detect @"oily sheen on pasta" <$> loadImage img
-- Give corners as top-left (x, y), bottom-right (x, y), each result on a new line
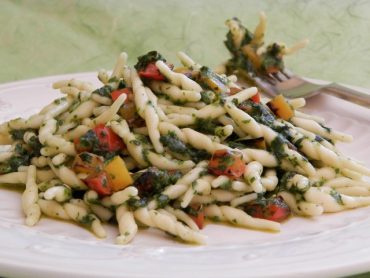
top-left (0, 49), bottom-right (370, 246)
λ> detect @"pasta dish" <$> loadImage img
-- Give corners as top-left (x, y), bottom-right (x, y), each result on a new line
top-left (0, 17), bottom-right (369, 246)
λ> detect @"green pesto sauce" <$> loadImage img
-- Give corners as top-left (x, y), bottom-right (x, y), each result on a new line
top-left (245, 101), bottom-right (276, 127)
top-left (160, 132), bottom-right (210, 163)
top-left (194, 117), bottom-right (218, 135)
top-left (200, 90), bottom-right (216, 104)
top-left (269, 135), bottom-right (288, 162)
top-left (0, 143), bottom-right (31, 174)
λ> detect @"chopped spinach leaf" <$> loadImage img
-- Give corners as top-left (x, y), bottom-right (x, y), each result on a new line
top-left (277, 172), bottom-right (296, 192)
top-left (127, 197), bottom-right (148, 209)
top-left (80, 130), bottom-right (99, 149)
top-left (79, 152), bottom-right (93, 163)
top-left (134, 51), bottom-right (166, 71)
top-left (92, 85), bottom-right (113, 98)
top-left (80, 214), bottom-right (95, 226)
top-left (260, 43), bottom-right (284, 73)
top-left (2, 143), bottom-right (31, 173)
top-left (160, 133), bottom-right (188, 156)
top-left (9, 129), bottom-right (31, 141)
top-left (272, 124), bottom-right (292, 141)
top-left (133, 167), bottom-right (181, 198)
top-left (28, 136), bottom-right (42, 157)
top-left (156, 194), bottom-right (170, 209)
top-left (160, 132), bottom-right (210, 163)
top-left (269, 135), bottom-right (288, 162)
top-left (240, 100), bottom-right (276, 128)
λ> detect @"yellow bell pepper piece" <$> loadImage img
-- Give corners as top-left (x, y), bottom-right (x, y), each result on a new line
top-left (104, 156), bottom-right (133, 192)
top-left (267, 94), bottom-right (295, 120)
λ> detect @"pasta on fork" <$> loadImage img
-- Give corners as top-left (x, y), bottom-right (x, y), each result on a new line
top-left (0, 48), bottom-right (369, 245)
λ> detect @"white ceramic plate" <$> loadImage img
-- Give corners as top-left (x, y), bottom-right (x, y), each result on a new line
top-left (0, 73), bottom-right (370, 278)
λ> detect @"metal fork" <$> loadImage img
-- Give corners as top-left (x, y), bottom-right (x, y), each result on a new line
top-left (246, 69), bottom-right (370, 108)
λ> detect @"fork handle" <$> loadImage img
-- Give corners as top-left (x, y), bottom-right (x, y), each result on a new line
top-left (326, 83), bottom-right (370, 108)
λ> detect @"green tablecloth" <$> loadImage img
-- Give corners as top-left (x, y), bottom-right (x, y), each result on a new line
top-left (0, 1), bottom-right (370, 277)
top-left (1, 0), bottom-right (370, 89)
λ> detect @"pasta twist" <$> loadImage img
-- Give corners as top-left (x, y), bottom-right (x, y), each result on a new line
top-left (148, 161), bottom-right (207, 209)
top-left (21, 165), bottom-right (41, 226)
top-left (155, 61), bottom-right (202, 92)
top-left (231, 193), bottom-right (258, 207)
top-left (304, 186), bottom-right (370, 212)
top-left (116, 205), bottom-right (138, 245)
top-left (243, 161), bottom-right (264, 193)
top-left (43, 185), bottom-right (71, 203)
top-left (164, 206), bottom-right (199, 231)
top-left (134, 207), bottom-right (206, 244)
top-left (224, 101), bottom-right (263, 138)
top-left (291, 117), bottom-right (353, 143)
top-left (261, 125), bottom-right (316, 176)
top-left (38, 199), bottom-right (70, 220)
top-left (64, 202), bottom-right (106, 238)
top-left (110, 120), bottom-right (149, 167)
top-left (180, 177), bottom-right (211, 208)
top-left (204, 205), bottom-right (280, 231)
top-left (110, 52), bottom-right (128, 79)
top-left (131, 68), bottom-right (149, 118)
top-left (150, 81), bottom-right (201, 102)
top-left (144, 100), bottom-right (163, 153)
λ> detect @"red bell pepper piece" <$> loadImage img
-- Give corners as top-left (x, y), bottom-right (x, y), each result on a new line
top-left (138, 62), bottom-right (166, 81)
top-left (93, 124), bottom-right (125, 152)
top-left (190, 211), bottom-right (205, 229)
top-left (111, 87), bottom-right (133, 102)
top-left (250, 92), bottom-right (261, 103)
top-left (208, 149), bottom-right (246, 179)
top-left (83, 171), bottom-right (112, 196)
top-left (244, 196), bottom-right (291, 222)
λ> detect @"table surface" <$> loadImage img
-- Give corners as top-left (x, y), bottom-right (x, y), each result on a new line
top-left (0, 0), bottom-right (370, 277)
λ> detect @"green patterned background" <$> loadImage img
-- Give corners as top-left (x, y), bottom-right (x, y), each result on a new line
top-left (1, 0), bottom-right (370, 89)
top-left (0, 0), bottom-right (370, 277)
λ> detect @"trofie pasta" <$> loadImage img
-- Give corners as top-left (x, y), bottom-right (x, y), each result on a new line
top-left (0, 48), bottom-right (370, 246)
